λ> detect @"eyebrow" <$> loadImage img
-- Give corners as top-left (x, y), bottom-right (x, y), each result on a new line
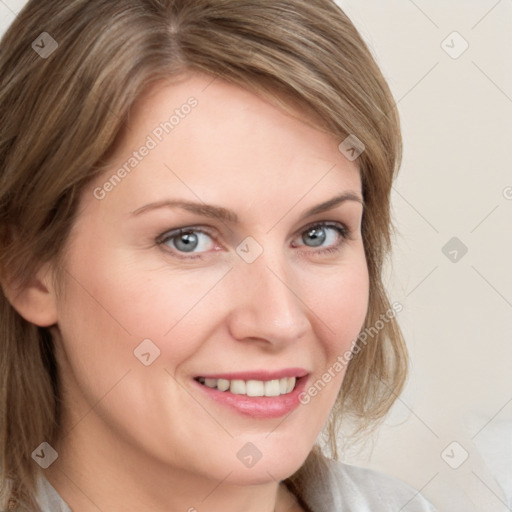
top-left (130, 191), bottom-right (364, 223)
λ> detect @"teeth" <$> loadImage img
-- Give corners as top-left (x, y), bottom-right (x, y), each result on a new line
top-left (217, 378), bottom-right (230, 391)
top-left (204, 378), bottom-right (217, 388)
top-left (264, 379), bottom-right (281, 397)
top-left (198, 376), bottom-right (297, 397)
top-left (246, 380), bottom-right (264, 396)
top-left (230, 380), bottom-right (246, 395)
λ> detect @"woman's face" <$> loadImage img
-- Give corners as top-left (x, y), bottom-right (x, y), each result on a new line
top-left (50, 72), bottom-right (369, 486)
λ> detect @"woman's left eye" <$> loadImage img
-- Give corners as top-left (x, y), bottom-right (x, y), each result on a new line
top-left (157, 222), bottom-right (350, 259)
top-left (292, 222), bottom-right (349, 255)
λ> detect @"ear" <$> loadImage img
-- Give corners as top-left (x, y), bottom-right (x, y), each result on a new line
top-left (1, 263), bottom-right (58, 327)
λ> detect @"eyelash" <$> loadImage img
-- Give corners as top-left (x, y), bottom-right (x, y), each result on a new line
top-left (156, 221), bottom-right (352, 261)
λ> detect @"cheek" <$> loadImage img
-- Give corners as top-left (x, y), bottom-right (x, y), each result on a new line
top-left (54, 240), bottom-right (234, 411)
top-left (297, 255), bottom-right (369, 407)
top-left (307, 256), bottom-right (370, 357)
top-left (60, 235), bottom-right (228, 338)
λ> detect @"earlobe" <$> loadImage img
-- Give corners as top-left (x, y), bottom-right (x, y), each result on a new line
top-left (1, 263), bottom-right (58, 327)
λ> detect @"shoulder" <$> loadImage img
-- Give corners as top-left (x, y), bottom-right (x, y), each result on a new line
top-left (302, 459), bottom-right (438, 512)
top-left (331, 461), bottom-right (437, 510)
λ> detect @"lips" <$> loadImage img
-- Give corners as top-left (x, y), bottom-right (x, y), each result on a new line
top-left (194, 368), bottom-right (308, 396)
top-left (192, 368), bottom-right (309, 418)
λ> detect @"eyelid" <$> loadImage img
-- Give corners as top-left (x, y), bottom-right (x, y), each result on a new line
top-left (293, 220), bottom-right (351, 240)
top-left (156, 225), bottom-right (216, 244)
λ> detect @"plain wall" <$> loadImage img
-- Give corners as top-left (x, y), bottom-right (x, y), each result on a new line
top-left (336, 2), bottom-right (512, 511)
top-left (1, 1), bottom-right (511, 510)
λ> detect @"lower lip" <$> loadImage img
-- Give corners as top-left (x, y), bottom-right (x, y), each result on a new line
top-left (193, 377), bottom-right (308, 419)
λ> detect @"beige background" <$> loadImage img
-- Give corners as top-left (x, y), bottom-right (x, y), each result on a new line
top-left (1, 1), bottom-right (511, 510)
top-left (336, 2), bottom-right (512, 511)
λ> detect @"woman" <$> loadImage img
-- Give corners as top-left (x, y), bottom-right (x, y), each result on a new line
top-left (0, 1), bottom-right (438, 510)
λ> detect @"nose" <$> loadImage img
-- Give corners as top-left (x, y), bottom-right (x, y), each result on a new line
top-left (226, 251), bottom-right (311, 347)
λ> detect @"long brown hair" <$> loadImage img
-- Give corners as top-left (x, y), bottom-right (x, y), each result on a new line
top-left (0, 0), bottom-right (406, 509)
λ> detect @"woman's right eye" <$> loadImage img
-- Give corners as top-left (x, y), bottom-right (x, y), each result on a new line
top-left (158, 228), bottom-right (217, 259)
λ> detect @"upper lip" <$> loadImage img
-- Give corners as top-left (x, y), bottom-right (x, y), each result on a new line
top-left (195, 368), bottom-right (309, 381)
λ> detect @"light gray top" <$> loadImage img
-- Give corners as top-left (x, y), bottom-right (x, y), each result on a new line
top-left (35, 460), bottom-right (438, 511)
top-left (300, 460), bottom-right (438, 511)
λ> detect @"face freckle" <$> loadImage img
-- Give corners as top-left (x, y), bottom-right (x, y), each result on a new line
top-left (50, 71), bottom-right (369, 489)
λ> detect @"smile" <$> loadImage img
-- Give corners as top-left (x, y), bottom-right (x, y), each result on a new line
top-left (196, 376), bottom-right (296, 397)
top-left (192, 369), bottom-right (309, 418)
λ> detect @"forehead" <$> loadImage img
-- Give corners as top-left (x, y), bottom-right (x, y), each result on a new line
top-left (84, 71), bottom-right (361, 220)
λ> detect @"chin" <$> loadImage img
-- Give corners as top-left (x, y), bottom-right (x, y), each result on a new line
top-left (221, 459), bottom-right (306, 486)
top-left (211, 436), bottom-right (313, 486)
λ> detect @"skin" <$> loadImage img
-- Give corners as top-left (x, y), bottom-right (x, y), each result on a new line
top-left (14, 72), bottom-right (369, 511)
